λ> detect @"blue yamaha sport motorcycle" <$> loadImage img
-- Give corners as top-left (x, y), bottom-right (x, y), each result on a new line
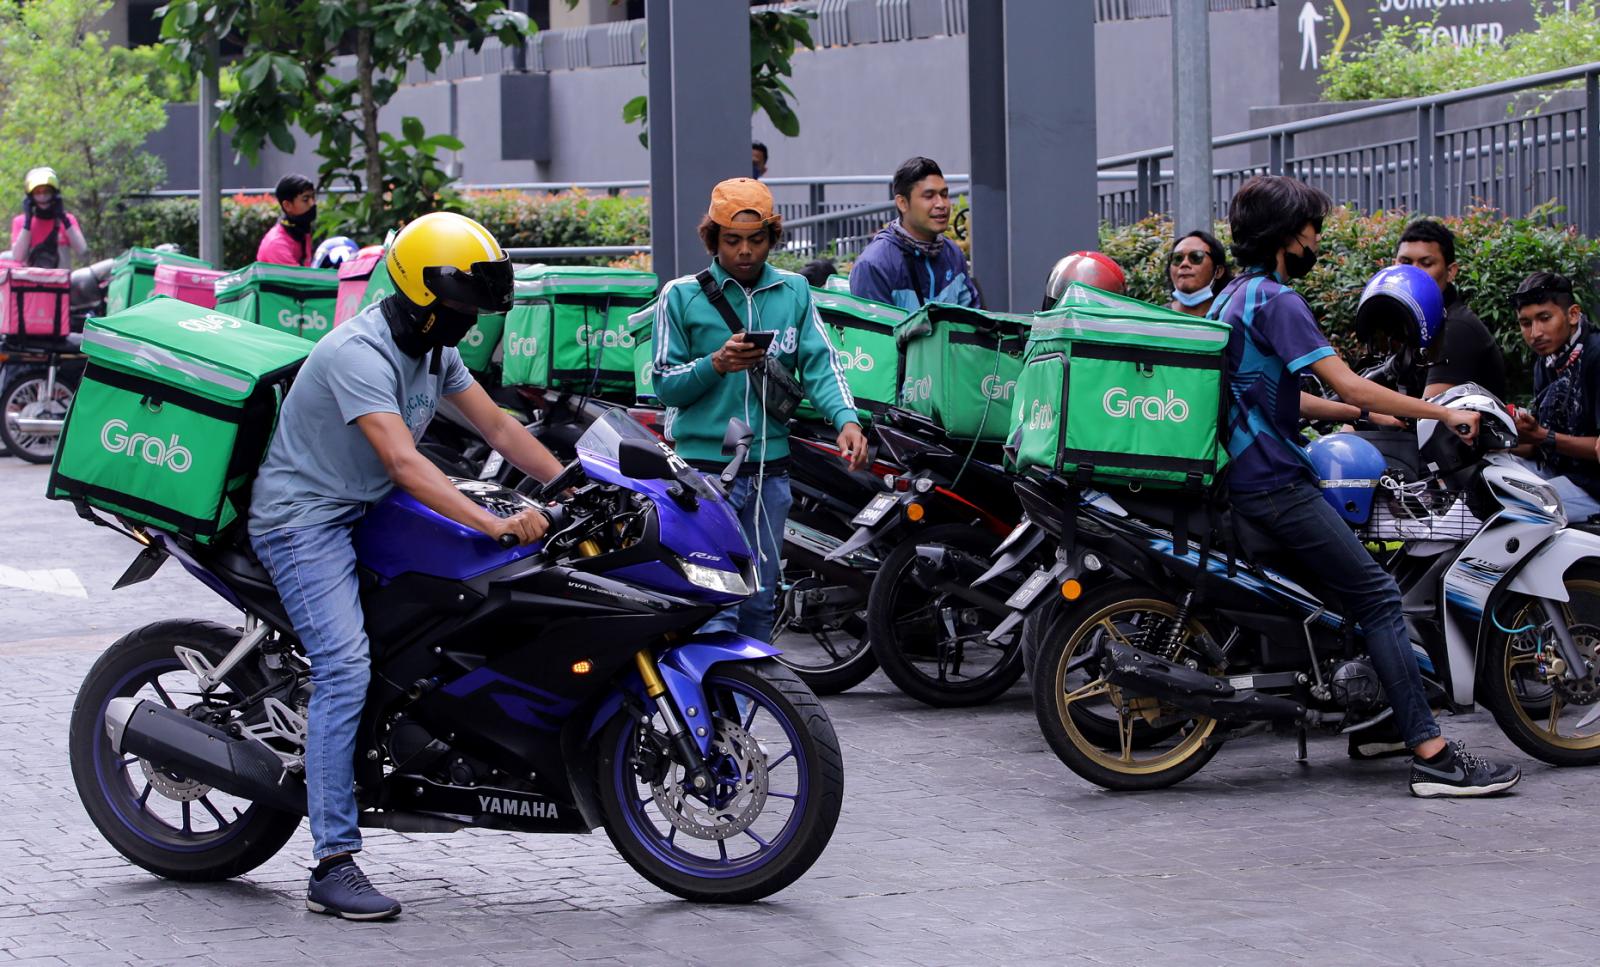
top-left (67, 410), bottom-right (843, 903)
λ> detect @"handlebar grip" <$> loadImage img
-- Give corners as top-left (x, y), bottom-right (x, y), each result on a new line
top-left (539, 503), bottom-right (570, 531)
top-left (497, 533), bottom-right (520, 548)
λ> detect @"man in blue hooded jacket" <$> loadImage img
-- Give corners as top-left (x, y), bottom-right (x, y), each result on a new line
top-left (850, 157), bottom-right (981, 310)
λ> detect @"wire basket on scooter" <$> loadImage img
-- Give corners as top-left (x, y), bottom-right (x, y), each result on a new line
top-left (1358, 475), bottom-right (1479, 543)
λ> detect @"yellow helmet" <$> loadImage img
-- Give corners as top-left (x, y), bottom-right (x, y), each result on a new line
top-left (24, 166), bottom-right (59, 194)
top-left (385, 212), bottom-right (513, 314)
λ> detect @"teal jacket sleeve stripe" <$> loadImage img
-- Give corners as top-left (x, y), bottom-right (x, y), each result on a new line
top-left (796, 284), bottom-right (858, 428)
top-left (652, 279), bottom-right (721, 407)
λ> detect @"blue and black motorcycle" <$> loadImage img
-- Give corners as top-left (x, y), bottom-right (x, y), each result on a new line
top-left (67, 410), bottom-right (843, 903)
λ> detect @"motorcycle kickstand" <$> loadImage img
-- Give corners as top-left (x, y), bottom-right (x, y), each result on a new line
top-left (1295, 725), bottom-right (1308, 763)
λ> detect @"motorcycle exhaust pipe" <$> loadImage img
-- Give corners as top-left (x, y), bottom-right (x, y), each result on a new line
top-left (104, 697), bottom-right (307, 814)
top-left (13, 416), bottom-right (62, 436)
top-left (1099, 640), bottom-right (1307, 724)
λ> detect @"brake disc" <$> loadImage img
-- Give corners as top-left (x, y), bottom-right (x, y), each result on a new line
top-left (650, 718), bottom-right (769, 841)
top-left (138, 757), bottom-right (211, 802)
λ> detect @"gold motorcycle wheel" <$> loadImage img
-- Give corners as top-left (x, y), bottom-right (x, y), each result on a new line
top-left (1031, 582), bottom-right (1222, 791)
top-left (1482, 572), bottom-right (1600, 765)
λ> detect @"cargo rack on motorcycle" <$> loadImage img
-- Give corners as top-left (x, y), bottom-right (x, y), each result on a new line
top-left (1357, 478), bottom-right (1480, 543)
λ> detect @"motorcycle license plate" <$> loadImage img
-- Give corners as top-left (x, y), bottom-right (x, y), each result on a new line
top-left (1006, 568), bottom-right (1055, 610)
top-left (852, 493), bottom-right (898, 527)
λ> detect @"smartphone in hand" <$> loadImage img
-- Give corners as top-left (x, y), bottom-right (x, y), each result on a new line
top-left (740, 330), bottom-right (776, 351)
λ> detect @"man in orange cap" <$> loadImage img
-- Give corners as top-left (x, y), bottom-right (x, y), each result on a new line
top-left (652, 177), bottom-right (868, 638)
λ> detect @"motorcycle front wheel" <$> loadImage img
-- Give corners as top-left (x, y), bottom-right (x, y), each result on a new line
top-left (595, 659), bottom-right (843, 903)
top-left (1480, 567), bottom-right (1600, 767)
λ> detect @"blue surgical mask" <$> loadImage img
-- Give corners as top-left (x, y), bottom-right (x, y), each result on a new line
top-left (1173, 286), bottom-right (1213, 308)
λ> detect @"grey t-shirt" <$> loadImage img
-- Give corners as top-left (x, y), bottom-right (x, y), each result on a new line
top-left (249, 303), bottom-right (474, 535)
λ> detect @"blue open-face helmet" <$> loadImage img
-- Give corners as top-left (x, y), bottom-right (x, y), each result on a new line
top-left (1306, 432), bottom-right (1387, 525)
top-left (1353, 264), bottom-right (1445, 356)
top-left (314, 236), bottom-right (360, 269)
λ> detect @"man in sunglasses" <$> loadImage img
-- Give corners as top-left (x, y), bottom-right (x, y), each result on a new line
top-left (249, 212), bottom-right (565, 920)
top-left (1510, 271), bottom-right (1600, 522)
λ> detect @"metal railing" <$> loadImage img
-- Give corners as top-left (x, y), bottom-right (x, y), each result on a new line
top-left (1098, 61), bottom-right (1600, 234)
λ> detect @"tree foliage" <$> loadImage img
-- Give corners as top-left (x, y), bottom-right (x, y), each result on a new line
top-left (1320, 2), bottom-right (1600, 102)
top-left (156, 0), bottom-right (531, 239)
top-left (621, 7), bottom-right (816, 146)
top-left (0, 0), bottom-right (168, 259)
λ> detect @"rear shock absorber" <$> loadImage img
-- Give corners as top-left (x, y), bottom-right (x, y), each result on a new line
top-left (1161, 591), bottom-right (1195, 663)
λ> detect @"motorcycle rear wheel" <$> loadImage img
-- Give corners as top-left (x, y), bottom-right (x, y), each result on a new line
top-left (1033, 581), bottom-right (1221, 791)
top-left (0, 365), bottom-right (72, 464)
top-left (1481, 569), bottom-right (1600, 767)
top-left (595, 659), bottom-right (843, 903)
top-left (68, 620), bottom-right (301, 880)
top-left (770, 563), bottom-right (877, 695)
top-left (867, 523), bottom-right (1022, 707)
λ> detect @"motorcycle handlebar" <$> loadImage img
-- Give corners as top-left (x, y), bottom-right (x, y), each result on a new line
top-left (496, 502), bottom-right (570, 548)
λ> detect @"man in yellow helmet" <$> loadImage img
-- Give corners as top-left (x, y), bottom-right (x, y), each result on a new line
top-left (248, 212), bottom-right (564, 920)
top-left (9, 167), bottom-right (88, 268)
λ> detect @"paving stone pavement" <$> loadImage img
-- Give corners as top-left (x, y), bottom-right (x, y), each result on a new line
top-left (4, 459), bottom-right (1600, 965)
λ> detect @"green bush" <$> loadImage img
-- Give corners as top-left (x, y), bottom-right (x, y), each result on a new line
top-left (107, 194), bottom-right (281, 268)
top-left (1099, 205), bottom-right (1600, 401)
top-left (1320, 2), bottom-right (1600, 101)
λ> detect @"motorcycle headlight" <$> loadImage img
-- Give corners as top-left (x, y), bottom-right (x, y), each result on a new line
top-left (1504, 476), bottom-right (1567, 525)
top-left (675, 558), bottom-right (750, 595)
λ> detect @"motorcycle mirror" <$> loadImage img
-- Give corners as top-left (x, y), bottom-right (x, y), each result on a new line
top-left (617, 439), bottom-right (676, 480)
top-left (722, 418), bottom-right (755, 456)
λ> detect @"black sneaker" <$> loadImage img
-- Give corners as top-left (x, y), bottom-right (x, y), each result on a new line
top-left (306, 859), bottom-right (402, 921)
top-left (1409, 740), bottom-right (1521, 798)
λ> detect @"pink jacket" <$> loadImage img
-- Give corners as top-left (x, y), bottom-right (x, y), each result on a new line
top-left (9, 212), bottom-right (86, 266)
top-left (256, 222), bottom-right (312, 267)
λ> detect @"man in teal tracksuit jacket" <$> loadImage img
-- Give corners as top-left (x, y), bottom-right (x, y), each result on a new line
top-left (654, 177), bottom-right (868, 639)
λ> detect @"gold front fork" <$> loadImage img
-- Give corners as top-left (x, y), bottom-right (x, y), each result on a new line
top-left (635, 649), bottom-right (712, 791)
top-left (634, 649), bottom-right (667, 699)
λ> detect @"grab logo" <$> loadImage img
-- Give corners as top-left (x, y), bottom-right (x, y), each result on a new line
top-left (506, 335), bottom-right (538, 358)
top-left (1103, 387), bottom-right (1189, 422)
top-left (278, 308), bottom-right (329, 332)
top-left (638, 361), bottom-right (653, 389)
top-left (837, 348), bottom-right (874, 372)
top-left (462, 326), bottom-right (486, 349)
top-left (980, 375), bottom-right (1016, 401)
top-left (178, 313), bottom-right (244, 335)
top-left (576, 324), bottom-right (635, 349)
top-left (100, 419), bottom-right (192, 473)
top-left (1026, 400), bottom-right (1056, 431)
top-left (902, 375), bottom-right (933, 402)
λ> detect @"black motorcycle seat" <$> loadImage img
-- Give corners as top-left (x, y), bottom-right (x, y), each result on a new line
top-left (1112, 489), bottom-right (1227, 548)
top-left (211, 543), bottom-right (272, 586)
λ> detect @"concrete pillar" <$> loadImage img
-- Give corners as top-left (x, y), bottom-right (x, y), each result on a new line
top-left (968, 1), bottom-right (1097, 312)
top-left (645, 0), bottom-right (751, 283)
top-left (1172, 0), bottom-right (1213, 235)
top-left (198, 35), bottom-right (223, 268)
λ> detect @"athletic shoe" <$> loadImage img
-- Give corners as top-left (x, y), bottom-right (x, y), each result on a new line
top-left (1409, 740), bottom-right (1521, 798)
top-left (306, 859), bottom-right (402, 921)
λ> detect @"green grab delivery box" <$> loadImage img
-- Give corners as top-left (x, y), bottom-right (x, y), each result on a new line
top-left (106, 248), bottom-right (214, 315)
top-left (500, 265), bottom-right (658, 393)
top-left (626, 301), bottom-right (657, 404)
top-left (1008, 285), bottom-right (1230, 489)
top-left (47, 296), bottom-right (310, 542)
top-left (793, 287), bottom-right (906, 423)
top-left (213, 262), bottom-right (341, 342)
top-left (894, 303), bottom-right (1031, 442)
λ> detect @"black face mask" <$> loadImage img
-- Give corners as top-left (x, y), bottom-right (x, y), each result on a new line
top-left (381, 295), bottom-right (478, 373)
top-left (1283, 243), bottom-right (1319, 279)
top-left (284, 204), bottom-right (317, 236)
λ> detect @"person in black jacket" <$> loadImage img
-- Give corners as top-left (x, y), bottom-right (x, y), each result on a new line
top-left (1394, 219), bottom-right (1508, 400)
top-left (1512, 271), bottom-right (1600, 522)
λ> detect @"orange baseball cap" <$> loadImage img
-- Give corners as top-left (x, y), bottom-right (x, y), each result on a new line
top-left (707, 177), bottom-right (777, 229)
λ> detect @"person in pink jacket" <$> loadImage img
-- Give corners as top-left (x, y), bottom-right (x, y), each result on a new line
top-left (9, 167), bottom-right (89, 269)
top-left (257, 173), bottom-right (317, 266)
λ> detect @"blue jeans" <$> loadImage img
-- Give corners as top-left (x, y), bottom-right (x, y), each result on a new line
top-left (1232, 480), bottom-right (1442, 749)
top-left (701, 472), bottom-right (791, 640)
top-left (251, 511), bottom-right (369, 861)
